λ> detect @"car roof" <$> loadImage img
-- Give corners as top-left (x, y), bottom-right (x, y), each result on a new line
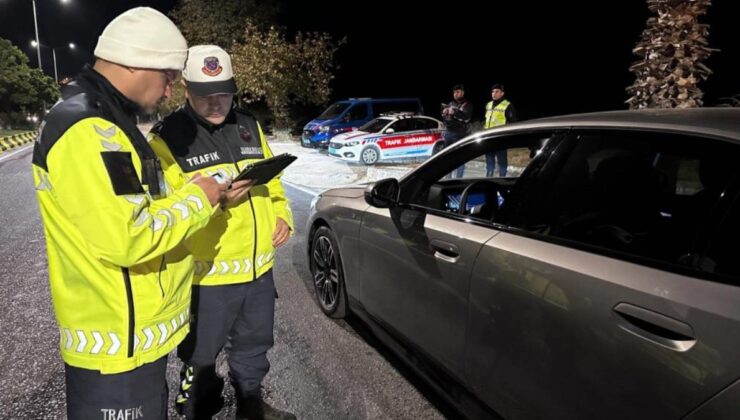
top-left (487, 108), bottom-right (740, 142)
top-left (337, 98), bottom-right (421, 104)
top-left (376, 112), bottom-right (426, 119)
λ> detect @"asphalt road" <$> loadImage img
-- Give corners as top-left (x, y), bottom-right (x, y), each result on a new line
top-left (0, 144), bottom-right (452, 419)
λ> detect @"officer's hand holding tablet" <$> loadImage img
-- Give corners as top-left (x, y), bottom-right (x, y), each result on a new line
top-left (216, 153), bottom-right (297, 208)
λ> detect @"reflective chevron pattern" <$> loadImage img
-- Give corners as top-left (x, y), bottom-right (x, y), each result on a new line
top-left (101, 140), bottom-right (122, 151)
top-left (125, 192), bottom-right (204, 234)
top-left (59, 307), bottom-right (189, 357)
top-left (193, 253), bottom-right (275, 279)
top-left (93, 124), bottom-right (116, 139)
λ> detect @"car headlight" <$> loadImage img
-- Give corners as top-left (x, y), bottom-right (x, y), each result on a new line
top-left (346, 140), bottom-right (360, 147)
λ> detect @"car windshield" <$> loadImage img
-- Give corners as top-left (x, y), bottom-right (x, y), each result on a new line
top-left (318, 103), bottom-right (351, 119)
top-left (359, 118), bottom-right (393, 133)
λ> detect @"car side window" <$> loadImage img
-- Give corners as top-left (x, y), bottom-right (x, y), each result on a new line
top-left (405, 132), bottom-right (560, 223)
top-left (702, 191), bottom-right (740, 282)
top-left (346, 104), bottom-right (369, 121)
top-left (511, 130), bottom-right (740, 271)
top-left (389, 119), bottom-right (412, 133)
top-left (415, 118), bottom-right (438, 130)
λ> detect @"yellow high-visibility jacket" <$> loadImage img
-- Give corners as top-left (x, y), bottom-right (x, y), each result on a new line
top-left (149, 105), bottom-right (294, 286)
top-left (32, 68), bottom-right (215, 374)
top-left (484, 99), bottom-right (511, 129)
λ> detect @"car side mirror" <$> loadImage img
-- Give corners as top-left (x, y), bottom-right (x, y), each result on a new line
top-left (365, 178), bottom-right (399, 208)
top-left (384, 128), bottom-right (395, 134)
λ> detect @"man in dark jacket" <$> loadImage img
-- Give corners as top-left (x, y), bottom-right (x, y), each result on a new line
top-left (442, 84), bottom-right (473, 178)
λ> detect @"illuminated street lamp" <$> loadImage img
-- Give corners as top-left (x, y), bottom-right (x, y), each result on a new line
top-left (30, 0), bottom-right (71, 72)
top-left (31, 41), bottom-right (76, 82)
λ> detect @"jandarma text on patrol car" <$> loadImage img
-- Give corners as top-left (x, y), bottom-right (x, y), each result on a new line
top-left (186, 152), bottom-right (220, 166)
top-left (383, 136), bottom-right (434, 146)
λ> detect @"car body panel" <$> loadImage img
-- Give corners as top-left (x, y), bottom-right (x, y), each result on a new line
top-left (358, 205), bottom-right (497, 381)
top-left (685, 377), bottom-right (740, 420)
top-left (466, 231), bottom-right (740, 419)
top-left (309, 186), bottom-right (369, 300)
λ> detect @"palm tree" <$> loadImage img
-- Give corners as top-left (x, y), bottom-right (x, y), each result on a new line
top-left (627, 0), bottom-right (715, 109)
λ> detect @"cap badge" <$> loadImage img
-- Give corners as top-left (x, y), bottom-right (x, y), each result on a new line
top-left (202, 56), bottom-right (223, 77)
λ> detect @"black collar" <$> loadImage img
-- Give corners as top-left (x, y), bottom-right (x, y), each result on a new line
top-left (65, 64), bottom-right (141, 121)
top-left (184, 101), bottom-right (236, 133)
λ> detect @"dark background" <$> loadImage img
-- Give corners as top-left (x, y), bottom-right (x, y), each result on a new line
top-left (1, 0), bottom-right (738, 121)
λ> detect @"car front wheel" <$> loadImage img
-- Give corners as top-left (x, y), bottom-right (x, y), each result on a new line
top-left (310, 226), bottom-right (347, 318)
top-left (360, 146), bottom-right (379, 165)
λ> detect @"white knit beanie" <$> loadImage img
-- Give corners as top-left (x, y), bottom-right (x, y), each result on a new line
top-left (94, 7), bottom-right (188, 70)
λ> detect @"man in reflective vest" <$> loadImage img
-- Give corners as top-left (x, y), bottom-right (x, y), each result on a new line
top-left (31, 8), bottom-right (228, 419)
top-left (149, 45), bottom-right (295, 420)
top-left (483, 83), bottom-right (518, 177)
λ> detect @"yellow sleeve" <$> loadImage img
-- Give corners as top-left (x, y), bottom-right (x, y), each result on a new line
top-left (258, 123), bottom-right (294, 232)
top-left (46, 117), bottom-right (214, 267)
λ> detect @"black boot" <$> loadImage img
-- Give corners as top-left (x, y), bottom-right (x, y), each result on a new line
top-left (175, 364), bottom-right (225, 420)
top-left (235, 395), bottom-right (297, 420)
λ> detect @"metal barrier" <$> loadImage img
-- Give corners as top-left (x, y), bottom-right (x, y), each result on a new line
top-left (0, 131), bottom-right (38, 152)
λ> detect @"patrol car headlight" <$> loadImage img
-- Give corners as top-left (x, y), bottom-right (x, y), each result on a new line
top-left (346, 140), bottom-right (360, 147)
top-left (320, 126), bottom-right (331, 133)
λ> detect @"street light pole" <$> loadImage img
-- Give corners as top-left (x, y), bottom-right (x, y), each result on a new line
top-left (32, 41), bottom-right (75, 83)
top-left (52, 48), bottom-right (58, 82)
top-left (31, 0), bottom-right (42, 71)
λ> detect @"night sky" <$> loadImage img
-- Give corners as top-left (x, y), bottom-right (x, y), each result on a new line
top-left (1, 0), bottom-right (739, 121)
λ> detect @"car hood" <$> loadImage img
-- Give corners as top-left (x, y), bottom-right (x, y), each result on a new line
top-left (304, 119), bottom-right (331, 130)
top-left (331, 130), bottom-right (370, 142)
top-left (320, 184), bottom-right (370, 198)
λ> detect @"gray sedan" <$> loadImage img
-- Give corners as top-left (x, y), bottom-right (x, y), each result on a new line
top-left (307, 108), bottom-right (740, 419)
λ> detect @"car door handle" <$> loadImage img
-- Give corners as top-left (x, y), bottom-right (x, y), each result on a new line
top-left (613, 302), bottom-right (696, 352)
top-left (430, 239), bottom-right (459, 263)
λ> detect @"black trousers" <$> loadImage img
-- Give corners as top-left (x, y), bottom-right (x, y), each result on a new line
top-left (178, 270), bottom-right (276, 398)
top-left (65, 356), bottom-right (168, 420)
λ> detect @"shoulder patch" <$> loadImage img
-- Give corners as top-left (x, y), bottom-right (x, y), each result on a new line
top-left (100, 151), bottom-right (145, 195)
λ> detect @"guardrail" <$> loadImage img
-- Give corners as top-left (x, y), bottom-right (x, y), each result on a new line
top-left (0, 131), bottom-right (38, 153)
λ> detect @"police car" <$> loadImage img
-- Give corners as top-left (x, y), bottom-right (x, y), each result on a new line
top-left (327, 113), bottom-right (445, 165)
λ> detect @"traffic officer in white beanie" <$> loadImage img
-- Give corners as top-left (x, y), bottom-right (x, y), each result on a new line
top-left (32, 8), bottom-right (228, 419)
top-left (149, 45), bottom-right (295, 420)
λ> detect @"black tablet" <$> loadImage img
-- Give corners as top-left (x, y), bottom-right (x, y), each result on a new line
top-left (232, 153), bottom-right (297, 185)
